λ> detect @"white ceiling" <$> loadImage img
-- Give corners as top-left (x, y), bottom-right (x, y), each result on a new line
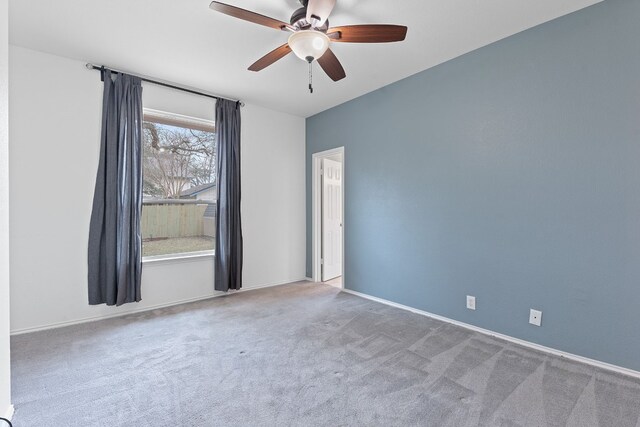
top-left (9, 0), bottom-right (600, 117)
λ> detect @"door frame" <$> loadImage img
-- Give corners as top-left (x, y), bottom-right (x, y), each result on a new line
top-left (312, 147), bottom-right (345, 288)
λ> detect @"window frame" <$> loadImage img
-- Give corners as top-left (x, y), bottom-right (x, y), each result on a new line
top-left (143, 108), bottom-right (216, 133)
top-left (141, 108), bottom-right (217, 263)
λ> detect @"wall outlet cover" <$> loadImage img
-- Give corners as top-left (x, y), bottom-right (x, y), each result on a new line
top-left (466, 295), bottom-right (476, 310)
top-left (529, 309), bottom-right (542, 326)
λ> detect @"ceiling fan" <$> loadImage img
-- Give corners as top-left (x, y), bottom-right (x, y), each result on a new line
top-left (209, 0), bottom-right (408, 91)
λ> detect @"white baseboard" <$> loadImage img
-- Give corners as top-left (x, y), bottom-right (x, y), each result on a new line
top-left (342, 288), bottom-right (640, 380)
top-left (10, 278), bottom-right (307, 336)
top-left (1, 404), bottom-right (14, 422)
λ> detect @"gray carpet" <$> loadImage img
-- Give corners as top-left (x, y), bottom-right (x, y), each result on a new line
top-left (10, 282), bottom-right (640, 426)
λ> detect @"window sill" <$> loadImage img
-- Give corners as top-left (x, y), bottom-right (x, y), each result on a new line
top-left (142, 250), bottom-right (214, 265)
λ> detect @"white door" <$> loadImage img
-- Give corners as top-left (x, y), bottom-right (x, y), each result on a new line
top-left (322, 158), bottom-right (342, 281)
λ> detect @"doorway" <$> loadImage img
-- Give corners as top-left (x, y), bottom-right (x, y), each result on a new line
top-left (312, 147), bottom-right (344, 289)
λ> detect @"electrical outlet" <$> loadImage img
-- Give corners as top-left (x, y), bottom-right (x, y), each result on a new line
top-left (529, 309), bottom-right (542, 326)
top-left (466, 295), bottom-right (476, 310)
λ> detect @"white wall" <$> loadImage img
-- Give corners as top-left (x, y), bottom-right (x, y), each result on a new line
top-left (8, 46), bottom-right (306, 333)
top-left (0, 0), bottom-right (13, 419)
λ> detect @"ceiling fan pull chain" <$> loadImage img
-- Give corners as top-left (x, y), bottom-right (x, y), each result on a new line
top-left (308, 60), bottom-right (314, 94)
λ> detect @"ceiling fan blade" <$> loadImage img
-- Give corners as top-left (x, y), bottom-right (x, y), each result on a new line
top-left (306, 0), bottom-right (336, 27)
top-left (248, 44), bottom-right (292, 72)
top-left (327, 25), bottom-right (408, 43)
top-left (317, 48), bottom-right (346, 82)
top-left (209, 1), bottom-right (291, 31)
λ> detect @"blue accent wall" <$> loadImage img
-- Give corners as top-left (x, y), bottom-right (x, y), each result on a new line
top-left (306, 0), bottom-right (640, 371)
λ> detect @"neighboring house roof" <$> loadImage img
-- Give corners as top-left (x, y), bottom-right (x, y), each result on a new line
top-left (179, 182), bottom-right (216, 198)
top-left (204, 204), bottom-right (216, 218)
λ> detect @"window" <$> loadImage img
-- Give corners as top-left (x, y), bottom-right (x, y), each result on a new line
top-left (141, 109), bottom-right (216, 259)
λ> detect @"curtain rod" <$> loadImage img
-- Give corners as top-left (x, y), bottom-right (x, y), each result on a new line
top-left (85, 63), bottom-right (244, 107)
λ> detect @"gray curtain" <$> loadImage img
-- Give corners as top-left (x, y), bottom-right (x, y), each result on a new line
top-left (214, 99), bottom-right (243, 292)
top-left (88, 70), bottom-right (143, 306)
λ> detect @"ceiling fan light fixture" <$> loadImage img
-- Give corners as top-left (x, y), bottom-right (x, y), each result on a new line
top-left (288, 30), bottom-right (330, 62)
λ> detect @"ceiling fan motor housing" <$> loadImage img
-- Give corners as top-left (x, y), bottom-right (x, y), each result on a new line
top-left (290, 6), bottom-right (329, 31)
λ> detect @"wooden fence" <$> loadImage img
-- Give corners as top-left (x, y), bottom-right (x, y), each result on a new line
top-left (142, 200), bottom-right (210, 239)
